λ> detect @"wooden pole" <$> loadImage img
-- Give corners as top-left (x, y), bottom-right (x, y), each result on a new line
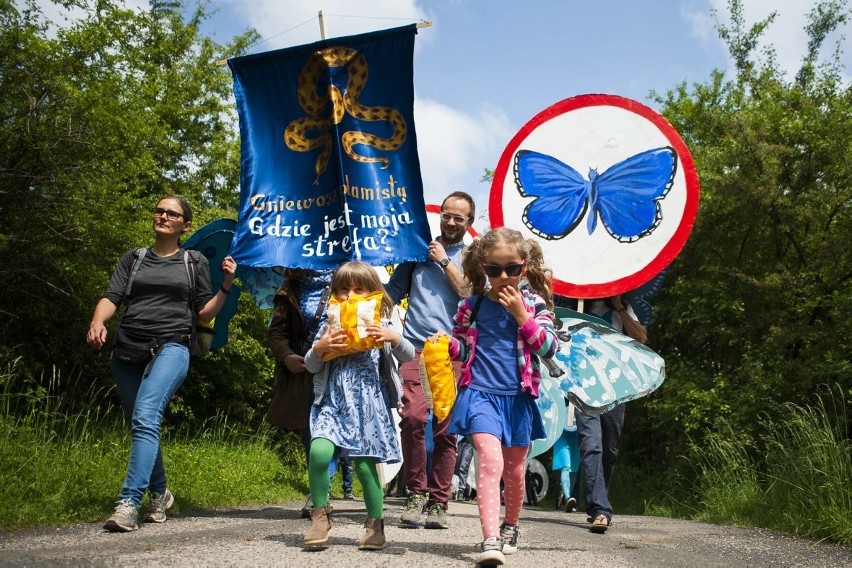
top-left (318, 10), bottom-right (328, 40)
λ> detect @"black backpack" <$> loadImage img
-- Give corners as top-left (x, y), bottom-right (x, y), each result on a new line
top-left (119, 247), bottom-right (211, 359)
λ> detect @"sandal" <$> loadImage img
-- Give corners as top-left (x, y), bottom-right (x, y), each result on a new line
top-left (589, 514), bottom-right (609, 534)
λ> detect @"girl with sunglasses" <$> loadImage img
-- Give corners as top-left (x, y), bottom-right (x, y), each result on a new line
top-left (432, 227), bottom-right (558, 565)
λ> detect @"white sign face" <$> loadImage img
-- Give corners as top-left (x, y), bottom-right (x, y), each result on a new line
top-left (490, 94), bottom-right (699, 298)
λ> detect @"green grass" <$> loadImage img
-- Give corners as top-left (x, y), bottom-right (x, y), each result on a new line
top-left (759, 393), bottom-right (852, 543)
top-left (667, 385), bottom-right (852, 545)
top-left (0, 364), bottom-right (305, 530)
top-left (2, 361), bottom-right (849, 547)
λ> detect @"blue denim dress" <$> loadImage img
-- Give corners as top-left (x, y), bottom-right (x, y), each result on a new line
top-left (310, 348), bottom-right (402, 464)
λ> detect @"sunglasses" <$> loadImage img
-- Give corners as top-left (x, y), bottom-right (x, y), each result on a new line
top-left (440, 212), bottom-right (470, 224)
top-left (481, 261), bottom-right (525, 278)
top-left (152, 207), bottom-right (184, 221)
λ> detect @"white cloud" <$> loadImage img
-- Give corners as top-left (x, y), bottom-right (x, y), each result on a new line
top-left (683, 4), bottom-right (716, 46)
top-left (222, 0), bottom-right (431, 50)
top-left (413, 98), bottom-right (512, 211)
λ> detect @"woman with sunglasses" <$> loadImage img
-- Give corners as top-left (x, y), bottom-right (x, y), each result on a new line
top-left (87, 195), bottom-right (236, 533)
top-left (431, 227), bottom-right (558, 565)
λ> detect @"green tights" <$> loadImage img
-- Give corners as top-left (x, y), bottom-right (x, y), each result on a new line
top-left (308, 437), bottom-right (384, 519)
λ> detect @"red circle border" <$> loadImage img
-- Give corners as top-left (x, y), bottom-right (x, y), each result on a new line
top-left (489, 94), bottom-right (699, 298)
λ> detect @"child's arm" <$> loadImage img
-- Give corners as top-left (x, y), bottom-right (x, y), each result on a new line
top-left (366, 323), bottom-right (415, 363)
top-left (444, 297), bottom-right (471, 361)
top-left (303, 324), bottom-right (348, 372)
top-left (518, 293), bottom-right (559, 360)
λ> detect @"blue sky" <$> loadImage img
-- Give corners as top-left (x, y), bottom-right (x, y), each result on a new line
top-left (37, 0), bottom-right (852, 216)
top-left (195, 0), bottom-right (849, 215)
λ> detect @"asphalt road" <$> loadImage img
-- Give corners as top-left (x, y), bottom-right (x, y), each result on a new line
top-left (2, 496), bottom-right (850, 566)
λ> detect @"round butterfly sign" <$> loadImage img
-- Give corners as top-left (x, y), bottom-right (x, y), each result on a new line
top-left (490, 94), bottom-right (699, 298)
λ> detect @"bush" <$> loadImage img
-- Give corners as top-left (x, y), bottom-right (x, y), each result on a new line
top-left (661, 386), bottom-right (852, 545)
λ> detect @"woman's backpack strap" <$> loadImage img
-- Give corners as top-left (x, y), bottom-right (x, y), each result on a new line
top-left (122, 247), bottom-right (149, 304)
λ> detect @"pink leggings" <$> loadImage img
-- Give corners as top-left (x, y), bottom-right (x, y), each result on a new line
top-left (472, 433), bottom-right (528, 539)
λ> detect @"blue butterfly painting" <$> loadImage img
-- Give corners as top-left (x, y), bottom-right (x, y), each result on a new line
top-left (513, 146), bottom-right (678, 242)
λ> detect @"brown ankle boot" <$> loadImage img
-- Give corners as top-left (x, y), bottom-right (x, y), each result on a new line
top-left (358, 518), bottom-right (386, 550)
top-left (303, 505), bottom-right (333, 546)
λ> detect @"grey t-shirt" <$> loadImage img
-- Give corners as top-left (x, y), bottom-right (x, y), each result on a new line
top-left (104, 248), bottom-right (213, 340)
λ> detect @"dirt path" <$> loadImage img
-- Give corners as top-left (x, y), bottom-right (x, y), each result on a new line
top-left (1, 497), bottom-right (849, 566)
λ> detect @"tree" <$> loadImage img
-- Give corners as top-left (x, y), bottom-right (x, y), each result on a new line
top-left (0, 0), bottom-right (273, 425)
top-left (150, 0), bottom-right (182, 18)
top-left (626, 0), bottom-right (851, 464)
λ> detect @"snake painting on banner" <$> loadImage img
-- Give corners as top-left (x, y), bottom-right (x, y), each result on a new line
top-left (227, 25), bottom-right (431, 271)
top-left (284, 46), bottom-right (407, 179)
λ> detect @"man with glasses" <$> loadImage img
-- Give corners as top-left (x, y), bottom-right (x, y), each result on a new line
top-left (386, 191), bottom-right (474, 529)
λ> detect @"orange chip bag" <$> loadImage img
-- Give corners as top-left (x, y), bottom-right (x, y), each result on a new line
top-left (421, 335), bottom-right (456, 421)
top-left (322, 291), bottom-right (383, 360)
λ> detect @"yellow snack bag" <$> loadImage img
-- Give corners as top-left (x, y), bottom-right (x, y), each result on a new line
top-left (421, 335), bottom-right (456, 421)
top-left (322, 291), bottom-right (383, 360)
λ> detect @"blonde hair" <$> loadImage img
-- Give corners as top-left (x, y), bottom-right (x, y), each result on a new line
top-left (331, 262), bottom-right (394, 317)
top-left (461, 227), bottom-right (554, 309)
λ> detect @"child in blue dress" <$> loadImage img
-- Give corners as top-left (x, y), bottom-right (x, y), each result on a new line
top-left (434, 227), bottom-right (559, 565)
top-left (301, 262), bottom-right (414, 551)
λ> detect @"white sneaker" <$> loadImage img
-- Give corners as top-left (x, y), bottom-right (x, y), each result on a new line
top-left (103, 499), bottom-right (139, 532)
top-left (499, 522), bottom-right (519, 554)
top-left (473, 537), bottom-right (505, 565)
top-left (144, 489), bottom-right (174, 523)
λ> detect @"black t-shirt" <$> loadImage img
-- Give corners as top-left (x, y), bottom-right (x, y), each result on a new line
top-left (103, 248), bottom-right (213, 340)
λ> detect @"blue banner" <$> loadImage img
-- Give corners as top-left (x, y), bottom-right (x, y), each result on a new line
top-left (228, 25), bottom-right (430, 268)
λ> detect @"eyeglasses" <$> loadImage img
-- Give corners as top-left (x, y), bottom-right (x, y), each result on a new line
top-left (152, 207), bottom-right (184, 221)
top-left (481, 261), bottom-right (525, 278)
top-left (440, 212), bottom-right (469, 224)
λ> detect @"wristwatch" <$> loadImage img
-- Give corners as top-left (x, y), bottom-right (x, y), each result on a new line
top-left (438, 257), bottom-right (450, 268)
